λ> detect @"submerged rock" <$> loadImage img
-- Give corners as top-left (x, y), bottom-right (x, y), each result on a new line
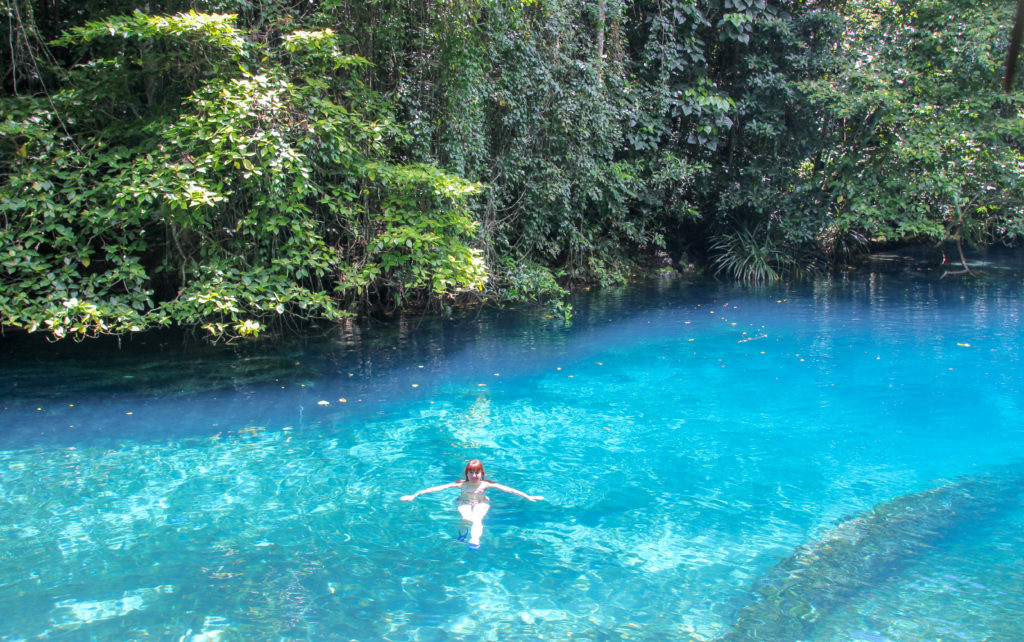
top-left (717, 469), bottom-right (1022, 641)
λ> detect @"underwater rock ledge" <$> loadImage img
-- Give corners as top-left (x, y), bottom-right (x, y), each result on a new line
top-left (715, 469), bottom-right (1023, 641)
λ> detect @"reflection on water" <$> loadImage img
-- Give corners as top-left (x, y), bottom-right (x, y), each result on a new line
top-left (1, 259), bottom-right (1024, 640)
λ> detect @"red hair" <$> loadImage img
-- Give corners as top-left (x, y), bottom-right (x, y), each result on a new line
top-left (463, 459), bottom-right (492, 482)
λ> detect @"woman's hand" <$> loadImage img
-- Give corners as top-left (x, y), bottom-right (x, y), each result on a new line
top-left (400, 495), bottom-right (415, 501)
top-left (527, 495), bottom-right (544, 502)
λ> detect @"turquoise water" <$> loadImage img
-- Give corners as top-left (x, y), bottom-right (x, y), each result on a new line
top-left (2, 262), bottom-right (1024, 640)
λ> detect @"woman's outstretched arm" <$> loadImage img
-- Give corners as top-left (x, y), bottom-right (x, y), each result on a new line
top-left (401, 481), bottom-right (460, 501)
top-left (487, 482), bottom-right (543, 502)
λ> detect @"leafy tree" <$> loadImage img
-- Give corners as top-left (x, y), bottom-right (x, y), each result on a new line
top-left (1, 10), bottom-right (485, 340)
top-left (791, 0), bottom-right (1024, 268)
top-left (624, 0), bottom-right (804, 275)
top-left (4, 0), bottom-right (1024, 339)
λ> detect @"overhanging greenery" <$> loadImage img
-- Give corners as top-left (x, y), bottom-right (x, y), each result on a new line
top-left (2, 0), bottom-right (1022, 340)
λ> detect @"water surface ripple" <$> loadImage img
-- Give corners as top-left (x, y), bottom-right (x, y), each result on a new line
top-left (1, 266), bottom-right (1023, 640)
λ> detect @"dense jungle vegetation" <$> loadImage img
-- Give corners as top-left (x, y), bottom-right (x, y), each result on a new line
top-left (2, 0), bottom-right (1023, 340)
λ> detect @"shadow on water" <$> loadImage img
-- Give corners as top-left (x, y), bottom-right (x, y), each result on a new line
top-left (2, 252), bottom-right (1023, 449)
top-left (715, 463), bottom-right (1024, 641)
top-left (0, 314), bottom-right (541, 399)
top-left (0, 327), bottom-right (317, 398)
top-left (0, 276), bottom-right (711, 404)
top-left (3, 243), bottom-right (1023, 404)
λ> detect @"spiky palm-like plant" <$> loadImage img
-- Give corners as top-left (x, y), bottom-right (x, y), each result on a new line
top-left (710, 222), bottom-right (797, 283)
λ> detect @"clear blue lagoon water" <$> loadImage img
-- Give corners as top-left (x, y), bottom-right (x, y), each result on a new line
top-left (2, 258), bottom-right (1023, 640)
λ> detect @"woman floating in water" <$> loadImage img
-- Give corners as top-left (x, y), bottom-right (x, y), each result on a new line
top-left (401, 459), bottom-right (544, 549)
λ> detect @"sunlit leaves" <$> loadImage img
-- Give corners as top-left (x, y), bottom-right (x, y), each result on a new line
top-left (349, 163), bottom-right (488, 299)
top-left (52, 10), bottom-right (245, 52)
top-left (282, 29), bottom-right (370, 73)
top-left (6, 0), bottom-right (1024, 343)
top-left (3, 9), bottom-right (493, 341)
top-left (801, 0), bottom-right (1024, 249)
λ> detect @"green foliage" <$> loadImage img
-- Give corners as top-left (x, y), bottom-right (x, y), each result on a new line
top-left (341, 162), bottom-right (487, 308)
top-left (794, 0), bottom-right (1024, 255)
top-left (494, 259), bottom-right (567, 304)
top-left (710, 221), bottom-right (797, 283)
top-left (52, 10), bottom-right (244, 49)
top-left (2, 8), bottom-right (489, 341)
top-left (4, 0), bottom-right (1024, 342)
top-left (358, 0), bottom-right (663, 287)
top-left (50, 10), bottom-right (246, 130)
top-left (0, 99), bottom-right (158, 339)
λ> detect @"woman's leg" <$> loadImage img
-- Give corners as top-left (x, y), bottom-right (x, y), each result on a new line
top-left (467, 503), bottom-right (490, 545)
top-left (457, 504), bottom-right (474, 540)
top-left (457, 503), bottom-right (490, 545)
